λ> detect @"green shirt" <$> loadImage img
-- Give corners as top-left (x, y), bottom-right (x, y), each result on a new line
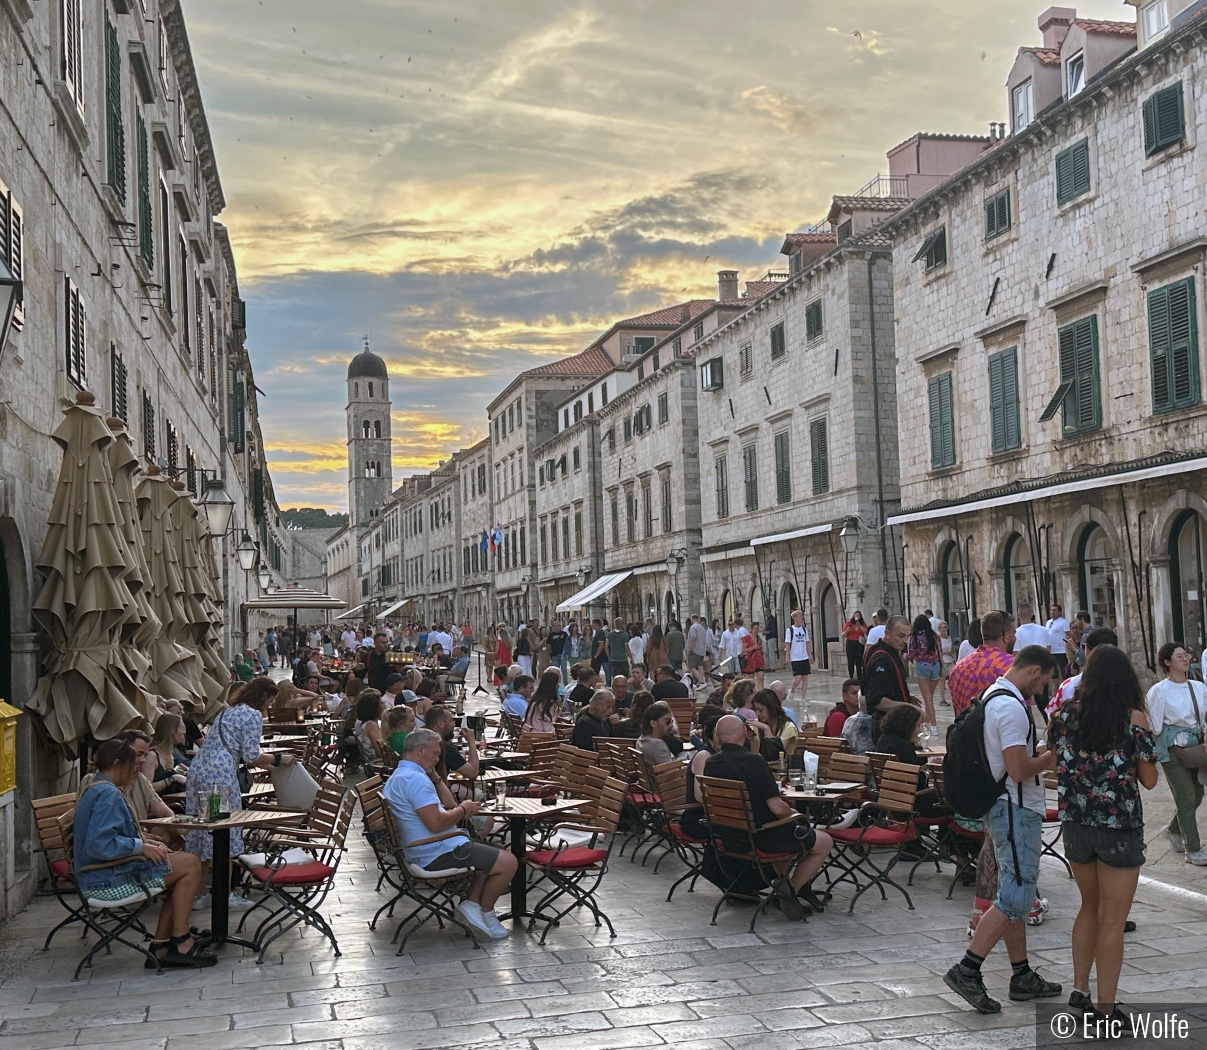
top-left (666, 630), bottom-right (685, 661)
top-left (387, 731), bottom-right (408, 756)
top-left (607, 630), bottom-right (630, 662)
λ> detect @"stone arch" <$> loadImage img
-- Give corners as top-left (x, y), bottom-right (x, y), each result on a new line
top-left (1149, 489), bottom-right (1207, 555)
top-left (988, 515), bottom-right (1032, 571)
top-left (1062, 504), bottom-right (1121, 568)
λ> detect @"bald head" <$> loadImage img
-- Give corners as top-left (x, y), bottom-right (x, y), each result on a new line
top-left (769, 681), bottom-right (787, 703)
top-left (715, 715), bottom-right (746, 745)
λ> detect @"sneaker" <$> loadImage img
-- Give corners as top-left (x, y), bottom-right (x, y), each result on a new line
top-left (1027, 897), bottom-right (1049, 926)
top-left (227, 892), bottom-right (256, 910)
top-left (770, 877), bottom-right (804, 921)
top-left (1009, 968), bottom-right (1062, 1002)
top-left (191, 893), bottom-right (211, 912)
top-left (454, 901), bottom-right (493, 940)
top-left (1069, 990), bottom-right (1094, 1013)
top-left (479, 909), bottom-right (509, 940)
top-left (1164, 828), bottom-right (1187, 853)
top-left (1186, 850), bottom-right (1207, 866)
top-left (939, 699), bottom-right (951, 707)
top-left (944, 965), bottom-right (1001, 1014)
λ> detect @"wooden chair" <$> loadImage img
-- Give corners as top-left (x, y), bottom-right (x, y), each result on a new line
top-left (665, 698), bottom-right (695, 736)
top-left (697, 775), bottom-right (811, 932)
top-left (929, 766), bottom-right (985, 899)
top-left (647, 758), bottom-right (706, 898)
top-left (866, 751), bottom-right (894, 788)
top-left (32, 794), bottom-right (85, 951)
top-left (800, 736), bottom-right (847, 778)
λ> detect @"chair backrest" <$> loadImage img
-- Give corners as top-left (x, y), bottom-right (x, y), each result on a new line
top-left (499, 711), bottom-right (524, 742)
top-left (866, 751), bottom-right (893, 786)
top-left (32, 793), bottom-right (77, 854)
top-left (875, 760), bottom-right (921, 817)
top-left (527, 738), bottom-right (563, 773)
top-left (665, 697), bottom-right (695, 734)
top-left (696, 775), bottom-right (756, 835)
top-left (592, 738), bottom-right (642, 782)
top-left (307, 781), bottom-right (353, 838)
top-left (516, 729), bottom-right (557, 753)
top-left (807, 736), bottom-right (849, 777)
top-left (827, 753), bottom-right (870, 786)
top-left (649, 759), bottom-right (688, 816)
top-left (591, 772), bottom-right (628, 835)
top-left (55, 809), bottom-right (75, 865)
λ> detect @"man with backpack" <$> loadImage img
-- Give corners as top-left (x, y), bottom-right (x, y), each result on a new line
top-left (944, 644), bottom-right (1063, 1014)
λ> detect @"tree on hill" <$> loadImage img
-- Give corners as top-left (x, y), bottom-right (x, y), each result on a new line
top-left (281, 507), bottom-right (348, 530)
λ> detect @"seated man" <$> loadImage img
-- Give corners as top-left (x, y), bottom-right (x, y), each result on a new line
top-left (381, 673), bottom-right (408, 711)
top-left (424, 705), bottom-right (480, 780)
top-left (630, 664), bottom-right (652, 694)
top-left (447, 646), bottom-right (471, 677)
top-left (566, 664), bottom-right (596, 709)
top-left (500, 674), bottom-right (532, 719)
top-left (704, 715), bottom-right (833, 916)
top-left (825, 679), bottom-right (862, 737)
top-left (428, 643), bottom-right (453, 670)
top-left (382, 728), bottom-right (516, 940)
top-left (638, 701), bottom-right (685, 765)
top-left (612, 675), bottom-right (634, 713)
top-left (650, 665), bottom-right (690, 703)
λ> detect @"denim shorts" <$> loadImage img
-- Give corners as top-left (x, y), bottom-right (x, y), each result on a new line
top-left (427, 840), bottom-right (502, 873)
top-left (1062, 822), bottom-right (1146, 869)
top-left (914, 661), bottom-right (941, 680)
top-left (985, 798), bottom-right (1042, 922)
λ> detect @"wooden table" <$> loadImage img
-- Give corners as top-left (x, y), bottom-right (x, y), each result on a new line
top-left (141, 810), bottom-right (307, 947)
top-left (480, 751), bottom-right (528, 768)
top-left (472, 797), bottom-right (590, 920)
top-left (448, 768), bottom-right (532, 786)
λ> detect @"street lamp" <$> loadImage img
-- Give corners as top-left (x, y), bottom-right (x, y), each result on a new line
top-left (257, 563), bottom-right (272, 590)
top-left (199, 477), bottom-right (235, 536)
top-left (236, 531), bottom-right (258, 572)
top-left (839, 518), bottom-right (860, 556)
top-left (0, 258), bottom-right (22, 365)
top-left (664, 552), bottom-right (680, 578)
top-left (575, 569), bottom-right (587, 587)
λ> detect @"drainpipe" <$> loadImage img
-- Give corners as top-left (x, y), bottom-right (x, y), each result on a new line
top-left (867, 254), bottom-right (890, 608)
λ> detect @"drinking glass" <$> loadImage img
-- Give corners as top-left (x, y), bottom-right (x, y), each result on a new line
top-left (788, 769), bottom-right (804, 791)
top-left (496, 783), bottom-right (508, 811)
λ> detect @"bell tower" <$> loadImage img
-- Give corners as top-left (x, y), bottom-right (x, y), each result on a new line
top-left (346, 339), bottom-right (393, 526)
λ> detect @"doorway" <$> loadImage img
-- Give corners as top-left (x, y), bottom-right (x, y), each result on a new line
top-left (818, 582), bottom-right (840, 671)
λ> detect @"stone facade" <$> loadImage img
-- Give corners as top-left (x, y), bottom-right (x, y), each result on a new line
top-left (455, 439), bottom-right (493, 633)
top-left (884, 6), bottom-right (1207, 670)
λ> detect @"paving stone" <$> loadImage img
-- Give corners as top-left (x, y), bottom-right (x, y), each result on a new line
top-left (603, 1002), bottom-right (699, 1028)
top-left (609, 979), bottom-right (747, 1007)
top-left (533, 1025), bottom-right (664, 1050)
top-left (494, 1010), bottom-right (610, 1037)
top-left (165, 1026), bottom-right (293, 1050)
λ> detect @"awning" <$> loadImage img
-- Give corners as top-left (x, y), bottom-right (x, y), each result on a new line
top-left (887, 453), bottom-right (1207, 528)
top-left (329, 603), bottom-right (365, 619)
top-left (750, 522), bottom-right (835, 548)
top-left (376, 598), bottom-right (414, 620)
top-left (244, 589), bottom-right (348, 611)
top-left (555, 570), bottom-right (633, 612)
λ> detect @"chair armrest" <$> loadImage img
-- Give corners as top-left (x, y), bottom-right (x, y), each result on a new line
top-left (757, 814), bottom-right (806, 831)
top-left (406, 829), bottom-right (467, 848)
top-left (78, 854), bottom-right (151, 873)
top-left (549, 823), bottom-right (602, 836)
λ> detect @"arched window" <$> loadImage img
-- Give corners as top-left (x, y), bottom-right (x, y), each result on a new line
top-left (354, 382), bottom-right (359, 398)
top-left (1078, 524), bottom-right (1117, 629)
top-left (362, 421), bottom-right (371, 439)
top-left (368, 382), bottom-right (374, 398)
top-left (1171, 510), bottom-right (1206, 656)
top-left (1003, 533), bottom-right (1033, 616)
top-left (373, 420), bottom-right (381, 439)
top-left (942, 541), bottom-right (970, 640)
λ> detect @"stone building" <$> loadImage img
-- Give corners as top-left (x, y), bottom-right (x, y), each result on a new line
top-left (455, 438), bottom-right (493, 632)
top-left (883, 4), bottom-right (1207, 671)
top-left (0, 0), bottom-right (274, 917)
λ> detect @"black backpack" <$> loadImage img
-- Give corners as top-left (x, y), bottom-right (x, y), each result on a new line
top-left (942, 687), bottom-right (1017, 819)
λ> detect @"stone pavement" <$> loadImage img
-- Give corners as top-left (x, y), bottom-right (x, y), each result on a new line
top-left (3, 669), bottom-right (1207, 1050)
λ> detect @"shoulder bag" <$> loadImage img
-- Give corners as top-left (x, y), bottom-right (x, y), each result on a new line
top-left (1170, 680), bottom-right (1207, 769)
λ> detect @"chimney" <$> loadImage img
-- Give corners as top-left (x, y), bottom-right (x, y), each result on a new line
top-left (1038, 6), bottom-right (1076, 49)
top-left (717, 270), bottom-right (739, 301)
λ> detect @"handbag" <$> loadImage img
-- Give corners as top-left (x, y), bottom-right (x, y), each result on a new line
top-left (214, 709), bottom-right (254, 793)
top-left (1170, 680), bottom-right (1207, 769)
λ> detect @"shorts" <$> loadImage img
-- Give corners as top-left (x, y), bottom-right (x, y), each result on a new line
top-left (427, 840), bottom-right (502, 874)
top-left (719, 822), bottom-right (817, 856)
top-left (1062, 822), bottom-right (1146, 869)
top-left (985, 798), bottom-right (1042, 922)
top-left (914, 662), bottom-right (941, 681)
top-left (791, 659), bottom-right (812, 676)
top-left (687, 653), bottom-right (705, 669)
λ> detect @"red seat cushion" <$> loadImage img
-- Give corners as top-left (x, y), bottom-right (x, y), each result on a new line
top-left (50, 859), bottom-right (73, 880)
top-left (625, 790), bottom-right (660, 807)
top-left (525, 846), bottom-right (608, 869)
top-left (1044, 808), bottom-right (1059, 822)
top-left (670, 823), bottom-right (706, 844)
top-left (830, 825), bottom-right (914, 846)
top-left (246, 861), bottom-right (334, 885)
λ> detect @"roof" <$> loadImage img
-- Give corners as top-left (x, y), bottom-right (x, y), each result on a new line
top-left (827, 196), bottom-right (912, 224)
top-left (1074, 18), bottom-right (1136, 37)
top-left (617, 301), bottom-right (713, 327)
top-left (886, 131), bottom-right (995, 154)
top-left (347, 347), bottom-right (388, 380)
top-left (525, 345), bottom-right (615, 379)
top-left (843, 226), bottom-right (894, 248)
top-left (781, 232), bottom-right (838, 253)
top-left (742, 281), bottom-right (783, 299)
top-left (1021, 46), bottom-right (1062, 66)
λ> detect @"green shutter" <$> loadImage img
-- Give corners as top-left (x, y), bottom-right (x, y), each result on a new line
top-left (770, 322), bottom-right (786, 359)
top-left (137, 114), bottom-right (153, 267)
top-left (810, 418), bottom-right (829, 494)
top-left (805, 301), bottom-right (823, 340)
top-left (774, 431), bottom-right (791, 504)
top-left (985, 190), bottom-right (1010, 240)
top-left (1144, 83), bottom-right (1185, 156)
top-left (105, 16), bottom-right (126, 201)
top-left (1149, 278), bottom-right (1199, 413)
top-left (1058, 316), bottom-right (1101, 434)
top-left (988, 347), bottom-right (1020, 453)
top-left (928, 373), bottom-right (955, 468)
top-left (1055, 140), bottom-right (1091, 205)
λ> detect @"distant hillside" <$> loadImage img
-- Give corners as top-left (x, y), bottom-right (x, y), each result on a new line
top-left (282, 507), bottom-right (348, 530)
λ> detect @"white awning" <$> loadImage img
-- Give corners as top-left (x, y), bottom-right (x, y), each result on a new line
top-left (376, 598), bottom-right (414, 620)
top-left (701, 548), bottom-right (751, 565)
top-left (243, 590), bottom-right (347, 611)
top-left (749, 522), bottom-right (835, 548)
top-left (555, 570), bottom-right (634, 612)
top-left (887, 454), bottom-right (1207, 528)
top-left (334, 603), bottom-right (366, 620)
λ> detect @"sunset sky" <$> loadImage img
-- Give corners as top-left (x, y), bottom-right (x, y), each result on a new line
top-left (180, 0), bottom-right (1131, 511)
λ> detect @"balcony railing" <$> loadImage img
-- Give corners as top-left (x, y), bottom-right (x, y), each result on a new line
top-left (852, 174), bottom-right (908, 199)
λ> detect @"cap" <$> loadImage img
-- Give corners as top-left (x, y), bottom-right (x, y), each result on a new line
top-left (384, 673), bottom-right (405, 689)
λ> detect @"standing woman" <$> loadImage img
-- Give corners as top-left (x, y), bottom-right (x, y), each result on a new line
top-left (936, 621), bottom-right (954, 707)
top-left (514, 622), bottom-right (533, 677)
top-left (740, 623), bottom-right (766, 690)
top-left (906, 614), bottom-right (941, 737)
top-left (627, 623), bottom-right (646, 672)
top-left (646, 625), bottom-right (670, 678)
top-left (493, 624), bottom-right (513, 688)
top-left (1050, 645), bottom-right (1157, 1019)
top-left (483, 623), bottom-right (498, 685)
top-left (842, 611), bottom-right (868, 679)
top-left (1146, 642), bottom-right (1207, 865)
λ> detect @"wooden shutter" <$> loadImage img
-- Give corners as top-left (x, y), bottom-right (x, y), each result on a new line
top-left (61, 0), bottom-right (83, 107)
top-left (928, 373), bottom-right (954, 468)
top-left (1056, 140), bottom-right (1090, 204)
top-left (661, 478), bottom-right (671, 533)
top-left (1149, 278), bottom-right (1199, 413)
top-left (65, 278), bottom-right (86, 386)
top-left (1058, 316), bottom-right (1101, 433)
top-left (810, 418), bottom-right (829, 494)
top-left (142, 392), bottom-right (156, 458)
top-left (105, 16), bottom-right (126, 199)
top-left (137, 115), bottom-right (154, 267)
top-left (774, 431), bottom-right (791, 504)
top-left (988, 347), bottom-right (1020, 452)
top-left (806, 301), bottom-right (823, 341)
top-left (1144, 83), bottom-right (1185, 156)
top-left (743, 445), bottom-right (758, 511)
top-left (985, 190), bottom-right (1010, 239)
top-left (715, 457), bottom-right (728, 519)
top-left (770, 321), bottom-right (785, 360)
top-left (110, 345), bottom-right (128, 422)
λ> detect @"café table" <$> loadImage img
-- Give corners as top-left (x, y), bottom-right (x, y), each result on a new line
top-left (449, 767), bottom-right (533, 787)
top-left (141, 809), bottom-right (307, 947)
top-left (480, 750), bottom-right (528, 768)
top-left (472, 796), bottom-right (590, 920)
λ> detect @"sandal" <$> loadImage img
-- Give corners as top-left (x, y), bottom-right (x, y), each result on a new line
top-left (159, 933), bottom-right (219, 969)
top-left (144, 940), bottom-right (171, 969)
top-left (189, 926), bottom-right (217, 947)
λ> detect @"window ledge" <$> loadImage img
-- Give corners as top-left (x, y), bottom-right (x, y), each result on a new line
top-left (1143, 138), bottom-right (1194, 173)
top-left (52, 82), bottom-right (90, 152)
top-left (927, 463), bottom-right (960, 479)
top-left (982, 229), bottom-right (1018, 255)
top-left (1056, 189), bottom-right (1097, 216)
top-left (987, 446), bottom-right (1029, 464)
top-left (923, 264), bottom-right (951, 286)
top-left (100, 184), bottom-right (127, 226)
top-left (1149, 402), bottom-right (1205, 426)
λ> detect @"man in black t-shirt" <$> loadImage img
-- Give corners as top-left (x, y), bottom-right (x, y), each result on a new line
top-left (424, 705), bottom-right (479, 780)
top-left (567, 664), bottom-right (597, 709)
top-left (651, 665), bottom-right (690, 703)
top-left (366, 632), bottom-right (391, 692)
top-left (862, 616), bottom-right (916, 742)
top-left (547, 621), bottom-right (569, 679)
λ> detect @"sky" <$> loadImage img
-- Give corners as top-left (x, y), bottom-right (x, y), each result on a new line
top-left (180, 0), bottom-right (1133, 511)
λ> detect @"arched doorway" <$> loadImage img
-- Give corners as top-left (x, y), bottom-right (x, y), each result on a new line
top-left (664, 589), bottom-right (675, 627)
top-left (1170, 510), bottom-right (1206, 658)
top-left (1003, 533), bottom-right (1034, 616)
top-left (818, 581), bottom-right (840, 671)
top-left (1078, 524), bottom-right (1118, 629)
top-left (720, 589), bottom-right (735, 626)
top-left (942, 541), bottom-right (969, 641)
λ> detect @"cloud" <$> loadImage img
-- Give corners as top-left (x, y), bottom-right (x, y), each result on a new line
top-left (479, 7), bottom-right (605, 97)
top-left (739, 87), bottom-right (816, 134)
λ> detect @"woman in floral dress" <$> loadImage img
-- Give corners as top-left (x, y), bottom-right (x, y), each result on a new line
top-left (1048, 644), bottom-right (1157, 1022)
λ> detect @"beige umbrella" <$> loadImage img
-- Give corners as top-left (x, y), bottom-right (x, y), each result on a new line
top-left (25, 393), bottom-right (149, 755)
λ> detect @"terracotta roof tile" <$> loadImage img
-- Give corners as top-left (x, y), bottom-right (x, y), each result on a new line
top-left (1021, 46), bottom-right (1062, 66)
top-left (742, 281), bottom-right (782, 298)
top-left (525, 345), bottom-right (615, 379)
top-left (829, 195), bottom-right (913, 213)
top-left (1074, 19), bottom-right (1136, 37)
top-left (617, 300), bottom-right (713, 327)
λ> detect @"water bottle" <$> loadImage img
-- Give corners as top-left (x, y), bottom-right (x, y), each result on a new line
top-left (207, 782), bottom-right (221, 823)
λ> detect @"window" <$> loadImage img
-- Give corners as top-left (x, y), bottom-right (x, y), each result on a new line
top-left (563, 408), bottom-right (570, 430)
top-left (739, 342), bottom-right (753, 377)
top-left (65, 278), bottom-right (86, 386)
top-left (110, 346), bottom-right (128, 422)
top-left (789, 249), bottom-right (802, 274)
top-left (988, 347), bottom-right (1021, 452)
top-left (672, 337), bottom-right (682, 358)
top-left (693, 322), bottom-right (704, 343)
top-left (60, 0), bottom-right (84, 110)
top-left (507, 404), bottom-right (514, 431)
top-left (624, 417), bottom-right (632, 442)
top-left (1049, 316), bottom-right (1101, 435)
top-left (105, 14), bottom-right (125, 200)
top-left (701, 357), bottom-right (724, 390)
top-left (373, 420), bottom-right (381, 439)
top-left (195, 279), bottom-right (205, 379)
top-left (626, 491), bottom-right (636, 542)
top-left (230, 374), bottom-right (245, 452)
top-left (1144, 0), bottom-right (1169, 40)
top-left (652, 350), bottom-right (660, 371)
top-left (715, 456), bottom-right (729, 518)
top-left (562, 517), bottom-right (570, 560)
top-left (1066, 52), bottom-right (1085, 97)
top-left (810, 418), bottom-right (829, 494)
top-left (551, 517), bottom-right (559, 560)
top-left (185, 446), bottom-right (196, 495)
top-left (558, 454), bottom-right (567, 478)
top-left (742, 445), bottom-right (758, 512)
top-left (1143, 83), bottom-right (1185, 156)
top-left (601, 382), bottom-right (608, 404)
top-left (837, 220), bottom-right (853, 244)
top-left (914, 227), bottom-right (947, 271)
top-left (657, 392), bottom-right (668, 424)
top-left (137, 115), bottom-right (153, 268)
top-left (985, 189), bottom-right (1011, 240)
top-left (159, 185), bottom-right (172, 314)
top-left (642, 481), bottom-right (653, 538)
top-left (572, 446), bottom-right (581, 470)
top-left (1055, 140), bottom-right (1091, 204)
top-left (637, 363), bottom-right (645, 381)
top-left (587, 392), bottom-right (594, 413)
top-left (1149, 277), bottom-right (1199, 413)
top-left (0, 181), bottom-right (24, 331)
top-left (477, 463), bottom-right (486, 494)
top-left (574, 400), bottom-right (583, 422)
top-left (633, 405), bottom-right (652, 435)
top-left (606, 427), bottom-right (615, 451)
top-left (773, 431), bottom-right (791, 504)
top-left (368, 382), bottom-right (374, 398)
top-left (142, 391), bottom-right (156, 458)
top-left (1013, 80), bottom-right (1034, 133)
top-left (805, 301), bottom-right (823, 341)
top-left (575, 510), bottom-right (583, 555)
top-left (770, 321), bottom-right (786, 360)
top-left (634, 337), bottom-right (655, 355)
top-left (610, 496), bottom-right (619, 546)
top-left (179, 237), bottom-right (190, 354)
top-left (661, 476), bottom-right (672, 534)
top-left (928, 372), bottom-right (955, 468)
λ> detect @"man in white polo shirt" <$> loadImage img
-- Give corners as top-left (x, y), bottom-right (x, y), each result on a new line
top-left (1012, 604), bottom-right (1049, 652)
top-left (866, 607), bottom-right (889, 646)
top-left (1044, 603), bottom-right (1070, 656)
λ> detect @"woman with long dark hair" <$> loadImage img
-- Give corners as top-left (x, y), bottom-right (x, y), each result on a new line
top-left (1050, 645), bottom-right (1157, 1021)
top-left (905, 614), bottom-right (940, 737)
top-left (524, 668), bottom-right (563, 732)
top-left (842, 611), bottom-right (868, 678)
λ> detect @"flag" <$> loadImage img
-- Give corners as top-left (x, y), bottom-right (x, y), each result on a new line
top-left (479, 530), bottom-right (489, 553)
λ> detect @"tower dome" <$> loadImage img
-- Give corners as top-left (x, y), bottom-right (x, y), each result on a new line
top-left (347, 342), bottom-right (388, 380)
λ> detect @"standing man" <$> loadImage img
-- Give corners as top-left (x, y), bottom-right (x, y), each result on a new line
top-left (763, 608), bottom-right (779, 673)
top-left (591, 618), bottom-right (609, 679)
top-left (866, 608), bottom-right (889, 646)
top-left (943, 646), bottom-right (1062, 1014)
top-left (1012, 604), bottom-right (1048, 651)
top-left (366, 632), bottom-right (391, 692)
top-left (1044, 603), bottom-right (1070, 657)
top-left (607, 618), bottom-right (630, 680)
top-left (863, 615), bottom-right (914, 741)
top-left (547, 621), bottom-right (569, 683)
top-left (719, 619), bottom-right (741, 672)
top-left (947, 611), bottom-right (1017, 717)
top-left (785, 609), bottom-right (811, 701)
top-left (340, 624), bottom-right (357, 653)
top-left (666, 620), bottom-right (686, 675)
top-left (686, 615), bottom-right (709, 684)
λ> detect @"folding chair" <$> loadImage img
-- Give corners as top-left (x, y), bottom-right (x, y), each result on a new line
top-left (525, 771), bottom-right (626, 945)
top-left (355, 775), bottom-right (401, 894)
top-left (32, 794), bottom-right (86, 951)
top-left (1041, 772), bottom-right (1073, 878)
top-left (824, 760), bottom-right (921, 914)
top-left (57, 813), bottom-right (165, 979)
top-left (697, 775), bottom-right (811, 933)
top-left (802, 736), bottom-right (847, 777)
top-left (866, 751), bottom-right (893, 788)
top-left (648, 759), bottom-right (706, 899)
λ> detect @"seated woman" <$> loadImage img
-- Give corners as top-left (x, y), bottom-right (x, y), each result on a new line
top-left (613, 690), bottom-right (654, 739)
top-left (751, 688), bottom-right (798, 761)
top-left (143, 714), bottom-right (188, 797)
top-left (75, 738), bottom-right (215, 968)
top-left (571, 689), bottom-right (618, 751)
top-left (873, 704), bottom-right (934, 795)
top-left (355, 691), bottom-right (387, 775)
top-left (722, 679), bottom-right (758, 723)
top-left (385, 705), bottom-right (415, 756)
top-left (523, 669), bottom-right (563, 733)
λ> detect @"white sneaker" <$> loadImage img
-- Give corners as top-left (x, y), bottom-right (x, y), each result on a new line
top-left (1164, 828), bottom-right (1188, 853)
top-left (1185, 850), bottom-right (1207, 866)
top-left (479, 909), bottom-right (509, 939)
top-left (228, 892), bottom-right (255, 910)
top-left (454, 901), bottom-right (493, 939)
top-left (191, 893), bottom-right (211, 911)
